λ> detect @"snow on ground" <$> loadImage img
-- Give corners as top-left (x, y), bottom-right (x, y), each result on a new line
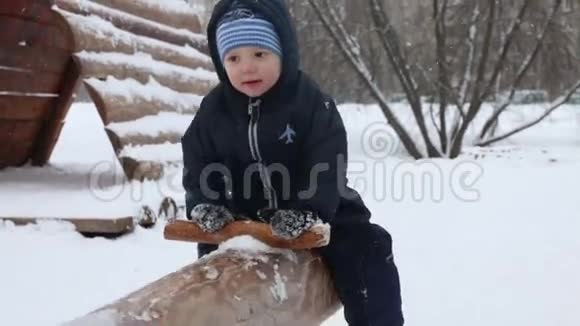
top-left (1, 102), bottom-right (580, 325)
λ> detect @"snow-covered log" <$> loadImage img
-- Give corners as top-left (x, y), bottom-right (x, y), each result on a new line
top-left (57, 11), bottom-right (214, 71)
top-left (112, 131), bottom-right (181, 147)
top-left (63, 250), bottom-right (340, 326)
top-left (54, 0), bottom-right (208, 54)
top-left (84, 77), bottom-right (201, 124)
top-left (118, 156), bottom-right (163, 181)
top-left (75, 51), bottom-right (216, 95)
top-left (63, 221), bottom-right (340, 326)
top-left (88, 0), bottom-right (203, 34)
top-left (106, 112), bottom-right (192, 146)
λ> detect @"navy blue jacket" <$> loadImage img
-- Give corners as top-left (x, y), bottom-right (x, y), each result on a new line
top-left (181, 0), bottom-right (370, 224)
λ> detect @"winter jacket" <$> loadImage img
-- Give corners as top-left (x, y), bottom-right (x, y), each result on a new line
top-left (181, 0), bottom-right (370, 224)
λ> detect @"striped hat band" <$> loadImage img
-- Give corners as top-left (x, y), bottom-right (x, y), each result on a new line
top-left (216, 18), bottom-right (282, 62)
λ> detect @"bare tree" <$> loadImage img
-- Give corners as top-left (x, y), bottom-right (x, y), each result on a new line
top-left (306, 0), bottom-right (580, 159)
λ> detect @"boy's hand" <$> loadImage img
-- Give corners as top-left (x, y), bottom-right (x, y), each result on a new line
top-left (190, 204), bottom-right (234, 233)
top-left (258, 208), bottom-right (319, 240)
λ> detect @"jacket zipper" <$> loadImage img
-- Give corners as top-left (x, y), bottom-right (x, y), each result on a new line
top-left (248, 98), bottom-right (278, 209)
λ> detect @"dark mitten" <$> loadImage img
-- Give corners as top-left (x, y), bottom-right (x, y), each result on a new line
top-left (267, 209), bottom-right (318, 240)
top-left (190, 204), bottom-right (234, 233)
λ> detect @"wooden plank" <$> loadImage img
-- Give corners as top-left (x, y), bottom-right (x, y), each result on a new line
top-left (0, 0), bottom-right (57, 26)
top-left (0, 16), bottom-right (71, 49)
top-left (54, 0), bottom-right (208, 54)
top-left (31, 58), bottom-right (81, 165)
top-left (0, 69), bottom-right (62, 94)
top-left (0, 216), bottom-right (135, 236)
top-left (0, 119), bottom-right (42, 144)
top-left (89, 0), bottom-right (202, 34)
top-left (0, 45), bottom-right (71, 74)
top-left (0, 120), bottom-right (40, 168)
top-left (0, 96), bottom-right (54, 120)
top-left (165, 220), bottom-right (331, 249)
top-left (0, 145), bottom-right (31, 167)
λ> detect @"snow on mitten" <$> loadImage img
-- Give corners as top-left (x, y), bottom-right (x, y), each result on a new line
top-left (268, 209), bottom-right (318, 240)
top-left (190, 204), bottom-right (234, 233)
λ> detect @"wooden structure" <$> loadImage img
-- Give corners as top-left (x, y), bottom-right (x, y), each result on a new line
top-left (52, 0), bottom-right (218, 181)
top-left (0, 0), bottom-right (80, 168)
top-left (3, 216), bottom-right (134, 236)
top-left (63, 221), bottom-right (341, 326)
top-left (0, 0), bottom-right (214, 234)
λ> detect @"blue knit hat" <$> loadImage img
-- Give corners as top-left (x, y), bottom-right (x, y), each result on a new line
top-left (216, 5), bottom-right (282, 63)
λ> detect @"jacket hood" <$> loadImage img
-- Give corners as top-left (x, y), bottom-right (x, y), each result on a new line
top-left (206, 0), bottom-right (300, 99)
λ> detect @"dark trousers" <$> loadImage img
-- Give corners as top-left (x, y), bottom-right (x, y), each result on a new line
top-left (197, 223), bottom-right (404, 326)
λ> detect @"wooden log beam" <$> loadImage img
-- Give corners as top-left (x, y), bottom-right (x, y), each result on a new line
top-left (88, 0), bottom-right (202, 34)
top-left (165, 220), bottom-right (331, 250)
top-left (0, 216), bottom-right (134, 236)
top-left (54, 0), bottom-right (208, 54)
top-left (118, 156), bottom-right (164, 181)
top-left (105, 111), bottom-right (192, 147)
top-left (56, 11), bottom-right (213, 71)
top-left (116, 131), bottom-right (181, 147)
top-left (31, 58), bottom-right (81, 165)
top-left (0, 69), bottom-right (62, 94)
top-left (0, 45), bottom-right (71, 74)
top-left (0, 120), bottom-right (41, 168)
top-left (0, 96), bottom-right (55, 120)
top-left (0, 0), bottom-right (67, 27)
top-left (63, 249), bottom-right (340, 326)
top-left (0, 15), bottom-right (71, 49)
top-left (84, 77), bottom-right (201, 124)
top-left (75, 51), bottom-right (216, 95)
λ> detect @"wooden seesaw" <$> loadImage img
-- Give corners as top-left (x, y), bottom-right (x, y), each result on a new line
top-left (62, 220), bottom-right (341, 326)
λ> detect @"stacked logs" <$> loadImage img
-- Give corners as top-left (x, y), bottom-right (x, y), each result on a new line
top-left (52, 0), bottom-right (218, 180)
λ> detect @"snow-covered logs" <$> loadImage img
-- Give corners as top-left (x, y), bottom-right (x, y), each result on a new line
top-left (88, 0), bottom-right (202, 34)
top-left (52, 0), bottom-right (216, 180)
top-left (75, 51), bottom-right (216, 94)
top-left (63, 221), bottom-right (340, 326)
top-left (59, 12), bottom-right (213, 71)
top-left (54, 0), bottom-right (208, 53)
top-left (84, 77), bottom-right (201, 123)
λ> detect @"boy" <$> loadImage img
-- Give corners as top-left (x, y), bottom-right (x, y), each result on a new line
top-left (181, 0), bottom-right (404, 325)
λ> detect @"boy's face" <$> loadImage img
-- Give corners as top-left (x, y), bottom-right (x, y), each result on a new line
top-left (223, 46), bottom-right (282, 98)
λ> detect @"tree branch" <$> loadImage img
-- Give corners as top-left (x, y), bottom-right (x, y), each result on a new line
top-left (477, 79), bottom-right (580, 146)
top-left (434, 0), bottom-right (450, 153)
top-left (368, 0), bottom-right (441, 157)
top-left (449, 0), bottom-right (497, 157)
top-left (479, 0), bottom-right (533, 101)
top-left (479, 0), bottom-right (563, 141)
top-left (307, 0), bottom-right (424, 158)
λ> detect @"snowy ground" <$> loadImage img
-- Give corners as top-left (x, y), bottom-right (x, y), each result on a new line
top-left (1, 102), bottom-right (580, 325)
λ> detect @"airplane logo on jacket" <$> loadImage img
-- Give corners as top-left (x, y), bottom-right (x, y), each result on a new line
top-left (279, 124), bottom-right (296, 144)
